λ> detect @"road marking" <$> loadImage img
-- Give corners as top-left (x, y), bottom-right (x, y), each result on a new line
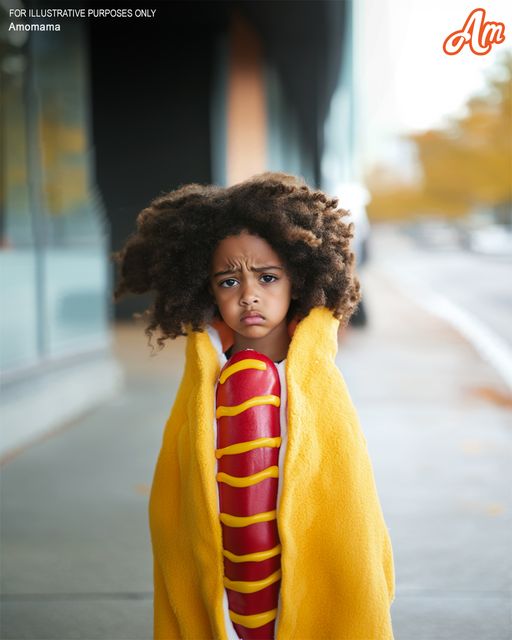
top-left (380, 269), bottom-right (512, 392)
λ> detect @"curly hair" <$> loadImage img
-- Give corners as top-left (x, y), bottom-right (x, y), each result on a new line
top-left (113, 172), bottom-right (361, 350)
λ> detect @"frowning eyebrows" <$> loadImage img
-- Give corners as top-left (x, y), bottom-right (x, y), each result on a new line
top-left (213, 265), bottom-right (284, 278)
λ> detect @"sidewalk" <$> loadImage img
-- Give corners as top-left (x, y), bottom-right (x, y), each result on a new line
top-left (345, 266), bottom-right (511, 640)
top-left (1, 262), bottom-right (511, 639)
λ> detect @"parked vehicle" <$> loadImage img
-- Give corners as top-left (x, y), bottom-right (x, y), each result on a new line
top-left (334, 183), bottom-right (371, 327)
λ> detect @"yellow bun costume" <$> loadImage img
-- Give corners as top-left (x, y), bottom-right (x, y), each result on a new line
top-left (149, 307), bottom-right (395, 639)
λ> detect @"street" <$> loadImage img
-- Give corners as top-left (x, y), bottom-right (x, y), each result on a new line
top-left (1, 227), bottom-right (511, 639)
top-left (371, 224), bottom-right (512, 353)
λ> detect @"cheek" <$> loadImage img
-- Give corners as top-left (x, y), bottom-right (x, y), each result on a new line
top-left (211, 283), bottom-right (226, 303)
top-left (281, 278), bottom-right (293, 300)
top-left (272, 282), bottom-right (292, 311)
top-left (214, 290), bottom-right (235, 313)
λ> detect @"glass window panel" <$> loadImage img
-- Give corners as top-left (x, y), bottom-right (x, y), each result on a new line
top-left (0, 34), bottom-right (39, 371)
top-left (30, 27), bottom-right (110, 357)
top-left (44, 246), bottom-right (109, 357)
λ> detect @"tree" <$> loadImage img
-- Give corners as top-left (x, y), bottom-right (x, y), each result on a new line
top-left (367, 51), bottom-right (511, 222)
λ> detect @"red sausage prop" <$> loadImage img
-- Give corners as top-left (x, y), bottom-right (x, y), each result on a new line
top-left (215, 350), bottom-right (282, 640)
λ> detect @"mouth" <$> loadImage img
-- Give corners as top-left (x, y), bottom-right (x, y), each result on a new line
top-left (240, 312), bottom-right (265, 326)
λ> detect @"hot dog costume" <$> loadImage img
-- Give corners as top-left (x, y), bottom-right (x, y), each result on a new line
top-left (149, 307), bottom-right (395, 639)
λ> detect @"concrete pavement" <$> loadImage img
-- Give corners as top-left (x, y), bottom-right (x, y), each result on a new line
top-left (1, 256), bottom-right (511, 639)
top-left (342, 266), bottom-right (511, 640)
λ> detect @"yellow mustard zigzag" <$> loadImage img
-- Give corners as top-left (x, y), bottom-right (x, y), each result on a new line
top-left (217, 466), bottom-right (279, 487)
top-left (220, 510), bottom-right (276, 527)
top-left (224, 568), bottom-right (282, 594)
top-left (216, 394), bottom-right (280, 419)
top-left (229, 607), bottom-right (278, 629)
top-left (219, 359), bottom-right (267, 385)
top-left (223, 544), bottom-right (282, 563)
top-left (215, 437), bottom-right (281, 459)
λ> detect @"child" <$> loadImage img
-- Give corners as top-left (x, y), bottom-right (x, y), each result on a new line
top-left (114, 172), bottom-right (395, 640)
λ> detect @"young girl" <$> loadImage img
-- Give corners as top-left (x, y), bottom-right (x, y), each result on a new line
top-left (114, 172), bottom-right (395, 640)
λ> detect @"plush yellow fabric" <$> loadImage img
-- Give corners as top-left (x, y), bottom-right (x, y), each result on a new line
top-left (149, 307), bottom-right (395, 639)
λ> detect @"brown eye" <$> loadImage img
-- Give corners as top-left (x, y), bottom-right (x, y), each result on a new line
top-left (260, 274), bottom-right (277, 284)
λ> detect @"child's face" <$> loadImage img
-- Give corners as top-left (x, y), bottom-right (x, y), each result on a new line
top-left (210, 232), bottom-right (292, 347)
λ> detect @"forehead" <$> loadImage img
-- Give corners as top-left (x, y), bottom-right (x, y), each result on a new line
top-left (211, 233), bottom-right (281, 268)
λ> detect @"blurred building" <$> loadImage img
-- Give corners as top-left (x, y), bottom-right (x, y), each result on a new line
top-left (0, 0), bottom-right (355, 456)
top-left (0, 3), bottom-right (121, 457)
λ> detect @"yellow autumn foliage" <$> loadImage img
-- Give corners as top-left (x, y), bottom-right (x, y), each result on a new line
top-left (367, 51), bottom-right (511, 221)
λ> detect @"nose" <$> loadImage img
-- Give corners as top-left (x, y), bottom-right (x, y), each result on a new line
top-left (239, 281), bottom-right (259, 306)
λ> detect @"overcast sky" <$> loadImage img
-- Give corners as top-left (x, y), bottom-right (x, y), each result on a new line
top-left (355, 0), bottom-right (512, 171)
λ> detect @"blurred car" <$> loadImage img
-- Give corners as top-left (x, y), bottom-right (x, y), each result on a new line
top-left (466, 225), bottom-right (512, 257)
top-left (407, 220), bottom-right (461, 250)
top-left (333, 183), bottom-right (371, 327)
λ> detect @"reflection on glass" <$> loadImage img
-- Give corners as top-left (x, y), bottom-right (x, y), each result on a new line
top-left (0, 22), bottom-right (110, 373)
